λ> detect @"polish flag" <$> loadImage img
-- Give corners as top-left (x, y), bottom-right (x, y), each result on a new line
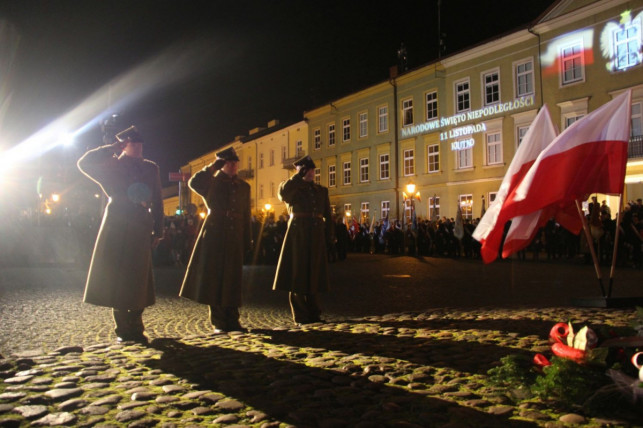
top-left (502, 90), bottom-right (631, 248)
top-left (473, 105), bottom-right (558, 263)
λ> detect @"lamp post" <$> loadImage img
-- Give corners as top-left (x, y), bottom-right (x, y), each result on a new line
top-left (402, 182), bottom-right (421, 229)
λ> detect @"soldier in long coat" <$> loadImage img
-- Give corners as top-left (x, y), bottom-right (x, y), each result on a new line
top-left (273, 155), bottom-right (334, 325)
top-left (77, 126), bottom-right (163, 343)
top-left (179, 147), bottom-right (251, 332)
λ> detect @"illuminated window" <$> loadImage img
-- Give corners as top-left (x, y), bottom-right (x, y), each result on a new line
top-left (561, 42), bottom-right (584, 85)
top-left (455, 79), bottom-right (470, 112)
top-left (344, 203), bottom-right (352, 216)
top-left (426, 91), bottom-right (438, 120)
top-left (296, 140), bottom-right (303, 156)
top-left (314, 168), bottom-right (320, 185)
top-left (378, 106), bottom-right (388, 133)
top-left (342, 118), bottom-right (351, 142)
top-left (613, 18), bottom-right (642, 70)
top-left (269, 149), bottom-right (275, 166)
top-left (328, 164), bottom-right (336, 187)
top-left (343, 161), bottom-right (351, 185)
top-left (359, 112), bottom-right (368, 138)
top-left (381, 201), bottom-right (390, 219)
top-left (403, 149), bottom-right (415, 176)
top-left (517, 125), bottom-right (529, 147)
top-left (456, 147), bottom-right (473, 169)
top-left (483, 70), bottom-right (500, 106)
top-left (360, 202), bottom-right (369, 224)
top-left (459, 194), bottom-right (473, 220)
top-left (486, 132), bottom-right (502, 165)
top-left (427, 144), bottom-right (439, 173)
top-left (328, 124), bottom-right (336, 146)
top-left (515, 60), bottom-right (534, 96)
top-left (402, 98), bottom-right (414, 126)
top-left (314, 128), bottom-right (321, 150)
top-left (429, 195), bottom-right (440, 219)
top-left (379, 154), bottom-right (390, 180)
top-left (359, 157), bottom-right (369, 182)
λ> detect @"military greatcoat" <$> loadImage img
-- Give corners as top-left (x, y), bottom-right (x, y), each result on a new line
top-left (77, 145), bottom-right (163, 310)
top-left (273, 174), bottom-right (334, 294)
top-left (179, 168), bottom-right (251, 307)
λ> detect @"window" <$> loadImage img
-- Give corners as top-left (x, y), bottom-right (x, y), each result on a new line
top-left (378, 105), bottom-right (388, 133)
top-left (270, 182), bottom-right (275, 198)
top-left (344, 203), bottom-right (352, 216)
top-left (402, 98), bottom-right (414, 126)
top-left (611, 18), bottom-right (642, 71)
top-left (259, 184), bottom-right (264, 199)
top-left (631, 101), bottom-right (642, 137)
top-left (427, 144), bottom-right (439, 173)
top-left (561, 42), bottom-right (584, 85)
top-left (269, 149), bottom-right (274, 166)
top-left (359, 112), bottom-right (368, 138)
top-left (314, 168), bottom-right (320, 185)
top-left (486, 132), bottom-right (502, 165)
top-left (259, 152), bottom-right (264, 169)
top-left (459, 194), bottom-right (473, 220)
top-left (281, 145), bottom-right (287, 160)
top-left (247, 156), bottom-right (252, 170)
top-left (296, 140), bottom-right (303, 156)
top-left (515, 59), bottom-right (534, 97)
top-left (379, 153), bottom-right (390, 180)
top-left (488, 192), bottom-right (498, 206)
top-left (565, 114), bottom-right (585, 129)
top-left (360, 202), bottom-right (369, 224)
top-left (456, 147), bottom-right (473, 169)
top-left (483, 70), bottom-right (500, 106)
top-left (328, 164), bottom-right (336, 187)
top-left (343, 161), bottom-right (351, 185)
top-left (342, 118), bottom-right (351, 142)
top-left (403, 149), bottom-right (414, 176)
top-left (517, 125), bottom-right (530, 147)
top-left (359, 157), bottom-right (369, 182)
top-left (328, 124), bottom-right (336, 146)
top-left (314, 128), bottom-right (321, 150)
top-left (381, 201), bottom-right (390, 219)
top-left (426, 91), bottom-right (438, 120)
top-left (456, 79), bottom-right (470, 112)
top-left (429, 195), bottom-right (440, 220)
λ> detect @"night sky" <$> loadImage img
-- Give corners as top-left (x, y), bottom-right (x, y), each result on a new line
top-left (0, 0), bottom-right (555, 184)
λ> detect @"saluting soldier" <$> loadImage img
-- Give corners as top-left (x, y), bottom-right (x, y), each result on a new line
top-left (77, 125), bottom-right (163, 344)
top-left (179, 147), bottom-right (252, 332)
top-left (273, 155), bottom-right (334, 326)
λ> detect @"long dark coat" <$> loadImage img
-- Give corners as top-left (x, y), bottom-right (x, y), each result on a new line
top-left (77, 145), bottom-right (163, 310)
top-left (273, 174), bottom-right (333, 294)
top-left (179, 168), bottom-right (251, 307)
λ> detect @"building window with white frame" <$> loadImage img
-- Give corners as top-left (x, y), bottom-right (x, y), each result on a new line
top-left (456, 147), bottom-right (473, 169)
top-left (328, 164), bottom-right (336, 187)
top-left (427, 144), bottom-right (439, 173)
top-left (360, 202), bottom-right (369, 224)
top-left (379, 153), bottom-right (390, 180)
top-left (402, 98), bottom-right (413, 126)
top-left (343, 161), bottom-right (351, 185)
top-left (313, 128), bottom-right (321, 150)
top-left (610, 17), bottom-right (642, 71)
top-left (359, 112), bottom-right (368, 138)
top-left (344, 204), bottom-right (352, 219)
top-left (342, 118), bottom-right (351, 142)
top-left (403, 148), bottom-right (415, 176)
top-left (429, 195), bottom-right (440, 220)
top-left (455, 79), bottom-right (470, 112)
top-left (565, 114), bottom-right (585, 129)
top-left (561, 42), bottom-right (584, 85)
top-left (486, 132), bottom-right (502, 165)
top-left (426, 91), bottom-right (438, 120)
top-left (269, 149), bottom-right (274, 166)
top-left (378, 105), bottom-right (388, 133)
top-left (359, 157), bottom-right (369, 183)
top-left (296, 140), bottom-right (303, 156)
top-left (328, 124), bottom-right (336, 146)
top-left (483, 70), bottom-right (500, 106)
top-left (381, 201), bottom-right (390, 219)
top-left (459, 194), bottom-right (473, 220)
top-left (314, 168), bottom-right (320, 185)
top-left (517, 125), bottom-right (530, 147)
top-left (632, 101), bottom-right (642, 137)
top-left (515, 59), bottom-right (534, 97)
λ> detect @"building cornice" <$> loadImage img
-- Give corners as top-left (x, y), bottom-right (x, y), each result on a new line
top-left (533, 0), bottom-right (632, 34)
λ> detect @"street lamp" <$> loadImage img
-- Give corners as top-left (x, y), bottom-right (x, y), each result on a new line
top-left (402, 182), bottom-right (421, 228)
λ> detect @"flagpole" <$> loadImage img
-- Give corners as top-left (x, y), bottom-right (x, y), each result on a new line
top-left (608, 194), bottom-right (623, 298)
top-left (575, 199), bottom-right (606, 297)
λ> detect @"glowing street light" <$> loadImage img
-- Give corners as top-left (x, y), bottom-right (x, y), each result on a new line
top-left (51, 193), bottom-right (60, 202)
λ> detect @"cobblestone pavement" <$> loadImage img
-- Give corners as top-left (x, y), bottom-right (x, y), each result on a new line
top-left (1, 255), bottom-right (642, 427)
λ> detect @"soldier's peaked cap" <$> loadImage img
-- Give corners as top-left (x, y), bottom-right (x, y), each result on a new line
top-left (215, 147), bottom-right (240, 161)
top-left (293, 155), bottom-right (315, 169)
top-left (115, 126), bottom-right (144, 143)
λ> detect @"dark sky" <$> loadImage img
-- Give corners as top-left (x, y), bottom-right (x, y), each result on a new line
top-left (0, 0), bottom-right (555, 185)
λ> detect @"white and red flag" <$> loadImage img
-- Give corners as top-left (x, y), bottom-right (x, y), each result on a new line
top-left (475, 90), bottom-right (632, 262)
top-left (473, 105), bottom-right (558, 263)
